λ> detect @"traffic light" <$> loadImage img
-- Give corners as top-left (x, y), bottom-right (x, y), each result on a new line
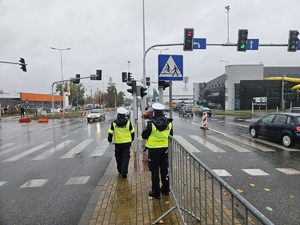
top-left (127, 80), bottom-right (136, 94)
top-left (122, 72), bottom-right (127, 82)
top-left (288, 30), bottom-right (299, 52)
top-left (158, 81), bottom-right (169, 90)
top-left (74, 74), bottom-right (80, 84)
top-left (146, 77), bottom-right (150, 86)
top-left (140, 87), bottom-right (147, 98)
top-left (237, 29), bottom-right (248, 51)
top-left (183, 28), bottom-right (194, 51)
top-left (19, 58), bottom-right (27, 72)
top-left (128, 72), bottom-right (132, 81)
top-left (96, 70), bottom-right (102, 80)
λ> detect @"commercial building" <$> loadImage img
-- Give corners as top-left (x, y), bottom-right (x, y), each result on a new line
top-left (193, 65), bottom-right (300, 110)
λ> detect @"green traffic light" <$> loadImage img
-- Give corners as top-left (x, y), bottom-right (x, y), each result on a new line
top-left (240, 44), bottom-right (246, 49)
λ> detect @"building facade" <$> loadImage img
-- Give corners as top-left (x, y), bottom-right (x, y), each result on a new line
top-left (193, 65), bottom-right (300, 110)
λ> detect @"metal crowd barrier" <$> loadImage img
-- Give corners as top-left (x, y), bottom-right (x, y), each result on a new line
top-left (153, 136), bottom-right (274, 225)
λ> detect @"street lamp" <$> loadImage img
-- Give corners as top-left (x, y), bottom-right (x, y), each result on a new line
top-left (50, 47), bottom-right (71, 108)
top-left (152, 47), bottom-right (169, 54)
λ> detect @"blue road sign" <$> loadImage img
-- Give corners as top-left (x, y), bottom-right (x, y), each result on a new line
top-left (297, 41), bottom-right (300, 50)
top-left (247, 39), bottom-right (259, 50)
top-left (193, 38), bottom-right (206, 49)
top-left (158, 55), bottom-right (183, 81)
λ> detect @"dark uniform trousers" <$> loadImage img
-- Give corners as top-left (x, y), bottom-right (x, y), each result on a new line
top-left (148, 148), bottom-right (170, 195)
top-left (115, 146), bottom-right (131, 175)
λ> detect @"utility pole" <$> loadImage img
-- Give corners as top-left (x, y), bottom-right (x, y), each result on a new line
top-left (225, 6), bottom-right (230, 44)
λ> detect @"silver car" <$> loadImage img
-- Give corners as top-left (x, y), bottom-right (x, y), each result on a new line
top-left (87, 109), bottom-right (106, 122)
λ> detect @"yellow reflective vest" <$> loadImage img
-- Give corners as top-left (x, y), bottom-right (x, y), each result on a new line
top-left (108, 121), bottom-right (135, 144)
top-left (145, 122), bottom-right (172, 148)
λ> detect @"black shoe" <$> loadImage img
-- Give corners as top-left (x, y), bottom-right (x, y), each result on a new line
top-left (162, 191), bottom-right (169, 196)
top-left (121, 174), bottom-right (127, 178)
top-left (148, 191), bottom-right (161, 199)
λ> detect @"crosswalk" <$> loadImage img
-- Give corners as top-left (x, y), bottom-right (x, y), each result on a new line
top-left (0, 138), bottom-right (110, 189)
top-left (1, 132), bottom-right (300, 190)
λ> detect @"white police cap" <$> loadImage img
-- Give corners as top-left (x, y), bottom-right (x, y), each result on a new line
top-left (117, 107), bottom-right (127, 114)
top-left (152, 103), bottom-right (165, 111)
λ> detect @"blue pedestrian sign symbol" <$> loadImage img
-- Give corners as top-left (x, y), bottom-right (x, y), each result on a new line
top-left (158, 55), bottom-right (183, 81)
top-left (247, 39), bottom-right (259, 50)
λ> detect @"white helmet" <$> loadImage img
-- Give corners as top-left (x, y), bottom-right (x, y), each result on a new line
top-left (117, 107), bottom-right (128, 114)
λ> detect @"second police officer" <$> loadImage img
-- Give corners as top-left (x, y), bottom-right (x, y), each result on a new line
top-left (108, 107), bottom-right (135, 178)
top-left (142, 103), bottom-right (173, 199)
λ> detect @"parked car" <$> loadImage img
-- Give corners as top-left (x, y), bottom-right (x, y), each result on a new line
top-left (87, 108), bottom-right (106, 122)
top-left (249, 112), bottom-right (300, 147)
top-left (195, 107), bottom-right (212, 117)
top-left (178, 106), bottom-right (193, 117)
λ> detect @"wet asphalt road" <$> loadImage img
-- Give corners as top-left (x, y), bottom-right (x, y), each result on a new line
top-left (1, 112), bottom-right (299, 225)
top-left (172, 113), bottom-right (300, 225)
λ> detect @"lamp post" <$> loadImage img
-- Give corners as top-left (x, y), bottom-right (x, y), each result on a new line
top-left (152, 47), bottom-right (169, 54)
top-left (220, 60), bottom-right (228, 66)
top-left (50, 47), bottom-right (71, 109)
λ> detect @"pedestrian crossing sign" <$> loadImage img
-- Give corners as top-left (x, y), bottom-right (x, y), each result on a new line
top-left (158, 55), bottom-right (183, 81)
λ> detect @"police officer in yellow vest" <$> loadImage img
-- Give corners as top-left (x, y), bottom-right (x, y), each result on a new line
top-left (142, 103), bottom-right (173, 199)
top-left (108, 107), bottom-right (135, 178)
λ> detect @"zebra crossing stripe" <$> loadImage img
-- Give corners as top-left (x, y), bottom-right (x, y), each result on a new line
top-left (60, 139), bottom-right (94, 158)
top-left (212, 169), bottom-right (232, 177)
top-left (89, 140), bottom-right (109, 157)
top-left (20, 179), bottom-right (49, 188)
top-left (31, 140), bottom-right (74, 160)
top-left (190, 135), bottom-right (226, 153)
top-left (227, 135), bottom-right (275, 152)
top-left (173, 135), bottom-right (201, 153)
top-left (1, 141), bottom-right (53, 162)
top-left (0, 181), bottom-right (7, 187)
top-left (0, 143), bottom-right (14, 149)
top-left (276, 168), bottom-right (300, 175)
top-left (242, 169), bottom-right (269, 176)
top-left (211, 135), bottom-right (251, 152)
top-left (65, 176), bottom-right (90, 185)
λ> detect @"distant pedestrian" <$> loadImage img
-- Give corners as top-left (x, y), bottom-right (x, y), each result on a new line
top-left (20, 106), bottom-right (25, 117)
top-left (108, 107), bottom-right (135, 178)
top-left (142, 103), bottom-right (173, 199)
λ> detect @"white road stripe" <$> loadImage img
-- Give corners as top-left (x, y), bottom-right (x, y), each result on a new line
top-left (61, 135), bottom-right (68, 139)
top-left (60, 139), bottom-right (94, 158)
top-left (0, 146), bottom-right (18, 155)
top-left (20, 179), bottom-right (49, 188)
top-left (89, 140), bottom-right (109, 157)
top-left (211, 135), bottom-right (251, 152)
top-left (242, 169), bottom-right (269, 176)
top-left (0, 181), bottom-right (7, 187)
top-left (0, 143), bottom-right (14, 149)
top-left (173, 135), bottom-right (201, 153)
top-left (227, 135), bottom-right (275, 152)
top-left (32, 140), bottom-right (74, 160)
top-left (276, 168), bottom-right (300, 175)
top-left (65, 176), bottom-right (90, 185)
top-left (212, 169), bottom-right (232, 177)
top-left (190, 135), bottom-right (226, 153)
top-left (1, 141), bottom-right (53, 162)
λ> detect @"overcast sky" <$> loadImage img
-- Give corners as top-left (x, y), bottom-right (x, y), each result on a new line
top-left (0, 0), bottom-right (299, 98)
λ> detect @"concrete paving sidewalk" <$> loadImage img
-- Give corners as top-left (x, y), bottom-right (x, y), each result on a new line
top-left (80, 146), bottom-right (183, 225)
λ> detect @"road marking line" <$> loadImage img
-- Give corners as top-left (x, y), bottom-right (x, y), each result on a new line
top-left (212, 169), bottom-right (232, 177)
top-left (1, 141), bottom-right (53, 162)
top-left (60, 139), bottom-right (94, 158)
top-left (31, 140), bottom-right (74, 160)
top-left (89, 139), bottom-right (109, 157)
top-left (65, 176), bottom-right (90, 185)
top-left (276, 168), bottom-right (300, 175)
top-left (0, 143), bottom-right (14, 149)
top-left (210, 135), bottom-right (251, 152)
top-left (173, 135), bottom-right (201, 153)
top-left (190, 135), bottom-right (226, 153)
top-left (228, 135), bottom-right (275, 152)
top-left (61, 135), bottom-right (68, 139)
top-left (242, 169), bottom-right (269, 176)
top-left (20, 179), bottom-right (49, 188)
top-left (0, 181), bottom-right (7, 187)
